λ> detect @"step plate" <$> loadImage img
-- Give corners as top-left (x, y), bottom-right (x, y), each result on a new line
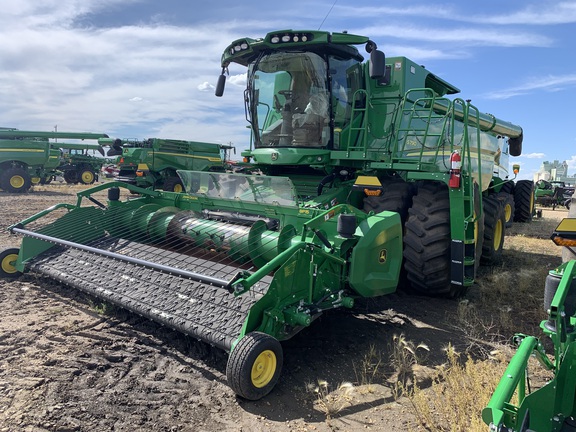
top-left (28, 237), bottom-right (271, 351)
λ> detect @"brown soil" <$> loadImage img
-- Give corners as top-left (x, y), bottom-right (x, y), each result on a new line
top-left (0, 184), bottom-right (566, 431)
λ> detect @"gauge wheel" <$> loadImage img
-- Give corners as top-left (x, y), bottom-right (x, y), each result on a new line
top-left (226, 332), bottom-right (283, 400)
top-left (0, 248), bottom-right (22, 278)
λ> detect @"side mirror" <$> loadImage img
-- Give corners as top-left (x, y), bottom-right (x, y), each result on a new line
top-left (215, 74), bottom-right (226, 97)
top-left (369, 50), bottom-right (386, 79)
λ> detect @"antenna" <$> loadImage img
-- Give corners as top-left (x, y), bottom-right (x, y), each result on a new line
top-left (318, 0), bottom-right (337, 30)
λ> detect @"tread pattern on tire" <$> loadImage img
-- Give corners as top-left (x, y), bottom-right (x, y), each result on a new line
top-left (226, 332), bottom-right (283, 400)
top-left (363, 180), bottom-right (414, 224)
top-left (481, 194), bottom-right (505, 264)
top-left (403, 181), bottom-right (452, 295)
top-left (513, 180), bottom-right (534, 222)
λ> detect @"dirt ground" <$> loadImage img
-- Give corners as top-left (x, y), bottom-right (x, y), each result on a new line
top-left (0, 184), bottom-right (567, 432)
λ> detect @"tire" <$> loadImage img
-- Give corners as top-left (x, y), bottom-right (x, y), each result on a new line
top-left (497, 192), bottom-right (515, 228)
top-left (403, 181), bottom-right (453, 296)
top-left (40, 175), bottom-right (53, 185)
top-left (363, 180), bottom-right (415, 224)
top-left (63, 170), bottom-right (79, 184)
top-left (563, 190), bottom-right (576, 263)
top-left (163, 176), bottom-right (185, 193)
top-left (79, 167), bottom-right (96, 185)
top-left (0, 167), bottom-right (32, 193)
top-left (226, 332), bottom-right (283, 400)
top-left (481, 195), bottom-right (505, 264)
top-left (513, 180), bottom-right (534, 222)
top-left (0, 248), bottom-right (22, 278)
top-left (499, 181), bottom-right (515, 195)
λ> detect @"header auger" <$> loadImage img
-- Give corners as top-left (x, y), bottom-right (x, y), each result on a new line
top-left (2, 29), bottom-right (529, 399)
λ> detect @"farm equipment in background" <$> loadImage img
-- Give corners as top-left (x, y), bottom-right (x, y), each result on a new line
top-left (0, 128), bottom-right (109, 192)
top-left (535, 180), bottom-right (574, 210)
top-left (100, 137), bottom-right (228, 192)
top-left (56, 142), bottom-right (111, 185)
top-left (1, 29), bottom-right (529, 399)
top-left (483, 218), bottom-right (576, 432)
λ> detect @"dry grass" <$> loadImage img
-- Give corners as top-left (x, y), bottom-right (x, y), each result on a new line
top-left (308, 380), bottom-right (356, 420)
top-left (404, 209), bottom-right (566, 430)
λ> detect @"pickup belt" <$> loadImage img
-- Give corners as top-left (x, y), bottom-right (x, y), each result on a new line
top-left (25, 236), bottom-right (271, 351)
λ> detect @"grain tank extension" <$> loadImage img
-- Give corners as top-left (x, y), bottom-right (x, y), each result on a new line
top-left (1, 30), bottom-right (526, 399)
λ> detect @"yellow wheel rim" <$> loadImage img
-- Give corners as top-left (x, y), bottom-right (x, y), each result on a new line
top-left (81, 171), bottom-right (94, 183)
top-left (9, 175), bottom-right (25, 189)
top-left (1, 253), bottom-right (18, 274)
top-left (251, 350), bottom-right (277, 388)
top-left (493, 219), bottom-right (503, 250)
top-left (31, 177), bottom-right (41, 185)
top-left (504, 203), bottom-right (512, 223)
top-left (173, 184), bottom-right (183, 193)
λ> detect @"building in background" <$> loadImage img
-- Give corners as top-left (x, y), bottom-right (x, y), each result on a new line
top-left (534, 159), bottom-right (575, 185)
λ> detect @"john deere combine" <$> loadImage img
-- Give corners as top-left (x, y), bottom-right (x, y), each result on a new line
top-left (483, 218), bottom-right (576, 432)
top-left (0, 128), bottom-right (109, 192)
top-left (1, 30), bottom-right (528, 399)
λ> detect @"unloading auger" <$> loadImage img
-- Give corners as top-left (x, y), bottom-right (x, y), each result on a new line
top-left (0, 171), bottom-right (402, 399)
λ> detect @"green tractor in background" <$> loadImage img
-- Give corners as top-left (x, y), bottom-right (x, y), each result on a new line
top-left (1, 30), bottom-right (533, 399)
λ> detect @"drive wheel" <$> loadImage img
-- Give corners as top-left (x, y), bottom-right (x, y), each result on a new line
top-left (163, 177), bottom-right (184, 193)
top-left (403, 181), bottom-right (453, 296)
top-left (513, 180), bottom-right (534, 222)
top-left (363, 180), bottom-right (415, 224)
top-left (481, 195), bottom-right (505, 264)
top-left (0, 248), bottom-right (22, 278)
top-left (0, 167), bottom-right (32, 193)
top-left (497, 192), bottom-right (515, 228)
top-left (79, 167), bottom-right (96, 184)
top-left (64, 170), bottom-right (79, 184)
top-left (226, 332), bottom-right (283, 400)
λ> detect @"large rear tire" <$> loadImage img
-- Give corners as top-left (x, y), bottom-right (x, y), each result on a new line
top-left (363, 180), bottom-right (415, 224)
top-left (513, 180), bottom-right (534, 222)
top-left (163, 176), bottom-right (184, 193)
top-left (0, 167), bottom-right (32, 193)
top-left (63, 170), bottom-right (79, 184)
top-left (0, 248), bottom-right (22, 278)
top-left (403, 181), bottom-right (453, 296)
top-left (481, 195), bottom-right (506, 264)
top-left (226, 332), bottom-right (283, 400)
top-left (497, 192), bottom-right (515, 228)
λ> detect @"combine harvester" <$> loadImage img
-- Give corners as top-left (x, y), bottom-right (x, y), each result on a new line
top-left (0, 128), bottom-right (109, 191)
top-left (483, 218), bottom-right (576, 432)
top-left (1, 30), bottom-right (530, 399)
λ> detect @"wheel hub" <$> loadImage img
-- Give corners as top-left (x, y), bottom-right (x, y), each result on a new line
top-left (10, 175), bottom-right (25, 188)
top-left (251, 350), bottom-right (277, 388)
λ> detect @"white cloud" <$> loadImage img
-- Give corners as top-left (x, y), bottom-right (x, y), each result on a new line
top-left (129, 97), bottom-right (143, 102)
top-left (523, 153), bottom-right (546, 159)
top-left (485, 74), bottom-right (576, 99)
top-left (197, 82), bottom-right (214, 92)
top-left (228, 74), bottom-right (247, 87)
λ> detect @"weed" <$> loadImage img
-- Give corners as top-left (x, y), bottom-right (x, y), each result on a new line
top-left (309, 380), bottom-right (355, 420)
top-left (353, 344), bottom-right (383, 392)
top-left (389, 334), bottom-right (429, 399)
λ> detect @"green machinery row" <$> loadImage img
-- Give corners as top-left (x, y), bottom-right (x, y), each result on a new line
top-left (0, 128), bottom-right (109, 192)
top-left (1, 29), bottom-right (535, 399)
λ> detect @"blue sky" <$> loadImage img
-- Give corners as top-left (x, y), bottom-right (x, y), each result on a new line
top-left (1, 1), bottom-right (575, 180)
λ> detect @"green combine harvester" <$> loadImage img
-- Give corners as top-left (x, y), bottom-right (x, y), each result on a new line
top-left (101, 137), bottom-right (228, 192)
top-left (0, 128), bottom-right (109, 192)
top-left (0, 30), bottom-right (531, 399)
top-left (484, 218), bottom-right (576, 432)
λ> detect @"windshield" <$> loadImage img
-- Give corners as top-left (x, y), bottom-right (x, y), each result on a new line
top-left (250, 52), bottom-right (330, 148)
top-left (178, 171), bottom-right (299, 206)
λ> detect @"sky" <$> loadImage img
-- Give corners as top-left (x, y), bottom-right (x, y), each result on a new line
top-left (1, 0), bottom-right (575, 180)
